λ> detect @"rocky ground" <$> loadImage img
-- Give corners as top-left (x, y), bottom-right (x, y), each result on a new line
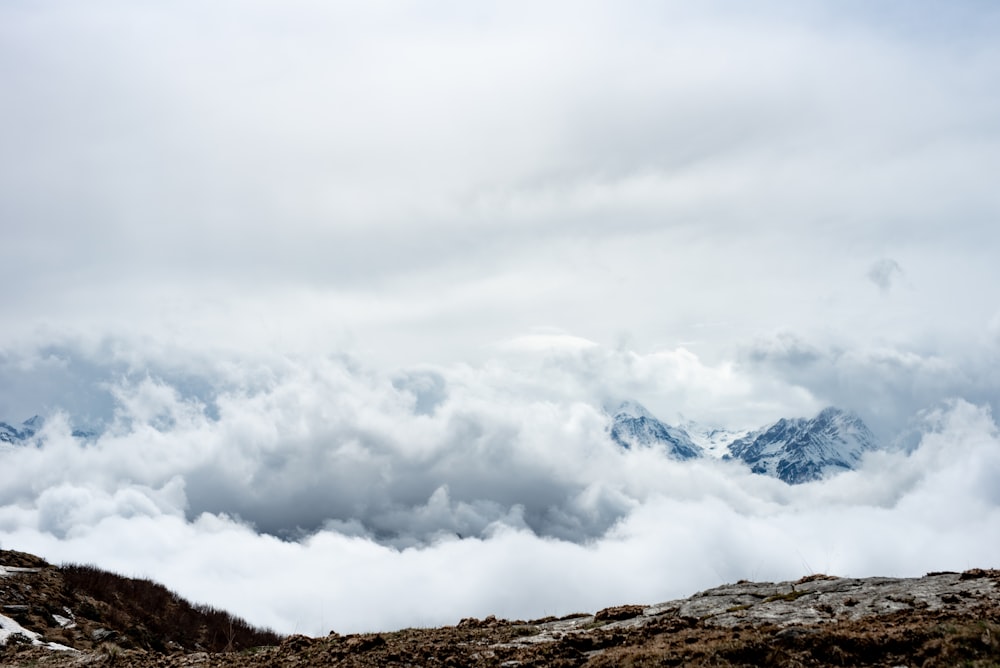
top-left (2, 549), bottom-right (999, 666)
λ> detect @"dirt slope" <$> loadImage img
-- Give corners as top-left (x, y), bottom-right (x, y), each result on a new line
top-left (0, 549), bottom-right (280, 657)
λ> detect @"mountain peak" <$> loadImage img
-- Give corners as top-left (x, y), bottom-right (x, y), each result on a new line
top-left (608, 402), bottom-right (702, 460)
top-left (726, 407), bottom-right (880, 484)
top-left (20, 416), bottom-right (44, 439)
top-left (1, 415), bottom-right (97, 444)
top-left (609, 400), bottom-right (656, 420)
top-left (0, 416), bottom-right (45, 444)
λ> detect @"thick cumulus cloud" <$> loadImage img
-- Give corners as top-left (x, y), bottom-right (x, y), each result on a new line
top-left (2, 341), bottom-right (813, 543)
top-left (1, 345), bottom-right (999, 635)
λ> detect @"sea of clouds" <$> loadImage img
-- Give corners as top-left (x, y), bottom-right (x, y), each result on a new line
top-left (1, 341), bottom-right (998, 635)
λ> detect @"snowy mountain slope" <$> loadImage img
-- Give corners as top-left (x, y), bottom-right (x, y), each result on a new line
top-left (724, 407), bottom-right (880, 484)
top-left (608, 401), bottom-right (703, 460)
top-left (0, 417), bottom-right (41, 445)
top-left (7, 405), bottom-right (880, 486)
top-left (609, 403), bottom-right (880, 484)
top-left (681, 421), bottom-right (752, 458)
top-left (0, 416), bottom-right (96, 447)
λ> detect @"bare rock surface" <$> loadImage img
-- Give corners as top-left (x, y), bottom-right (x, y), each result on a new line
top-left (501, 570), bottom-right (1000, 647)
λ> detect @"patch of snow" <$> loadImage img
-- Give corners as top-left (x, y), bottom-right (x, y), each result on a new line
top-left (52, 614), bottom-right (76, 629)
top-left (0, 612), bottom-right (41, 646)
top-left (0, 566), bottom-right (42, 577)
top-left (0, 613), bottom-right (75, 651)
top-left (682, 422), bottom-right (752, 459)
top-left (609, 400), bottom-right (656, 421)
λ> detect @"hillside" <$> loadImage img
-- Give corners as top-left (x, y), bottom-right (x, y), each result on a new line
top-left (0, 549), bottom-right (280, 658)
top-left (3, 550), bottom-right (999, 666)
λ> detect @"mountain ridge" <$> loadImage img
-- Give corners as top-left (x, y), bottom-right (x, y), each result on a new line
top-left (0, 417), bottom-right (42, 445)
top-left (4, 404), bottom-right (884, 485)
top-left (724, 407), bottom-right (879, 484)
top-left (608, 402), bottom-right (704, 460)
top-left (0, 416), bottom-right (96, 444)
top-left (608, 402), bottom-right (882, 484)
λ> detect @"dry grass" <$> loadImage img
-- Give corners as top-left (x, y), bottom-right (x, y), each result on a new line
top-left (61, 563), bottom-right (282, 652)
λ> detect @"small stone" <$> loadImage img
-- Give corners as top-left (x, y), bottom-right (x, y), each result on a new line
top-left (594, 604), bottom-right (645, 622)
top-left (775, 626), bottom-right (817, 641)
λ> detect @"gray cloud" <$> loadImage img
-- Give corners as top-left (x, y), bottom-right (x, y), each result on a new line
top-left (392, 370), bottom-right (448, 416)
top-left (741, 332), bottom-right (1000, 441)
top-left (2, 1), bottom-right (999, 364)
top-left (868, 258), bottom-right (903, 292)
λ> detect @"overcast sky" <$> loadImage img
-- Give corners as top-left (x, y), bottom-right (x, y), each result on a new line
top-left (2, 0), bottom-right (999, 635)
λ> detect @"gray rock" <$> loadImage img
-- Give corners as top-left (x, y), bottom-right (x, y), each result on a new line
top-left (504, 571), bottom-right (1000, 647)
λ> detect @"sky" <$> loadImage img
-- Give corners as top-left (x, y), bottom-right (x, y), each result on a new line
top-left (1, 0), bottom-right (1000, 636)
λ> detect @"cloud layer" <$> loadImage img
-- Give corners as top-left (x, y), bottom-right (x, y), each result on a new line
top-left (2, 1), bottom-right (1000, 367)
top-left (1, 0), bottom-right (999, 638)
top-left (2, 347), bottom-right (999, 635)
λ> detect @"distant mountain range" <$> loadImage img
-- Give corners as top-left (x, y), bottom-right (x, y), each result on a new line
top-left (3, 405), bottom-right (880, 485)
top-left (0, 416), bottom-right (94, 445)
top-left (0, 416), bottom-right (45, 445)
top-left (609, 402), bottom-right (880, 484)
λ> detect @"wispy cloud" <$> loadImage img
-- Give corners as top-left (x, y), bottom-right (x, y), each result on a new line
top-left (868, 258), bottom-right (903, 292)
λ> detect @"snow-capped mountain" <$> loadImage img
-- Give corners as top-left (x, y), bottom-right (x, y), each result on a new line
top-left (0, 416), bottom-right (42, 444)
top-left (0, 416), bottom-right (95, 447)
top-left (609, 403), bottom-right (880, 484)
top-left (724, 407), bottom-right (880, 484)
top-left (608, 401), bottom-right (703, 460)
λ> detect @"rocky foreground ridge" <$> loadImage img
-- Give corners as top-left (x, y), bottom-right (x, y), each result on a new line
top-left (2, 549), bottom-right (999, 667)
